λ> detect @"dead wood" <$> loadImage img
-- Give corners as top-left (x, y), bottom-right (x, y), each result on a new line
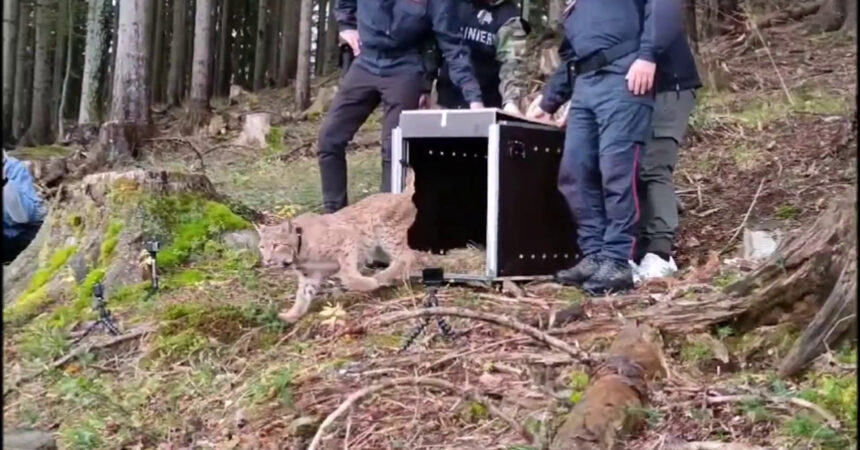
top-left (755, 1), bottom-right (823, 29)
top-left (549, 323), bottom-right (667, 450)
top-left (778, 191), bottom-right (857, 377)
top-left (725, 190), bottom-right (855, 332)
top-left (307, 376), bottom-right (534, 450)
top-left (350, 306), bottom-right (595, 365)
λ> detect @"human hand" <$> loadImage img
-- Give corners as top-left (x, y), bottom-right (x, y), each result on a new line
top-left (418, 94), bottom-right (430, 109)
top-left (502, 102), bottom-right (522, 116)
top-left (626, 58), bottom-right (656, 95)
top-left (469, 101), bottom-right (485, 110)
top-left (339, 29), bottom-right (361, 56)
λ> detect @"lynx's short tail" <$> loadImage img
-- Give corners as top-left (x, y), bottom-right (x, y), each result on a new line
top-left (403, 167), bottom-right (416, 196)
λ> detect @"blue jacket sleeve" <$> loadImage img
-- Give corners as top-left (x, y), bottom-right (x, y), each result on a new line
top-left (335, 0), bottom-right (357, 30)
top-left (429, 0), bottom-right (482, 104)
top-left (638, 0), bottom-right (683, 62)
top-left (539, 37), bottom-right (575, 114)
top-left (3, 156), bottom-right (45, 225)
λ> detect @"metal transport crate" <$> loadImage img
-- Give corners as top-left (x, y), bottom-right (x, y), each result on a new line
top-left (391, 109), bottom-right (579, 282)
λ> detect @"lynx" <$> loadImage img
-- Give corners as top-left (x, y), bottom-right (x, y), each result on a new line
top-left (257, 170), bottom-right (417, 323)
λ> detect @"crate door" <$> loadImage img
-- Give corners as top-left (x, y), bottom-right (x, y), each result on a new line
top-left (494, 123), bottom-right (579, 277)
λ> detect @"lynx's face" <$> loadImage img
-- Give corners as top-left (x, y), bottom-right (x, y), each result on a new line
top-left (256, 222), bottom-right (301, 268)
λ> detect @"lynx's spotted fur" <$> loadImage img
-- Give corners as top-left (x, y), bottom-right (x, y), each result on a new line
top-left (257, 170), bottom-right (417, 323)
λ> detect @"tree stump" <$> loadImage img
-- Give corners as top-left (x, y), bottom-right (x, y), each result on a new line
top-left (549, 323), bottom-right (667, 450)
top-left (1, 170), bottom-right (243, 327)
top-left (235, 112), bottom-right (272, 148)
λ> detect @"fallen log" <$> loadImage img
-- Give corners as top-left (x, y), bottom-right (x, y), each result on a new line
top-left (778, 191), bottom-right (857, 377)
top-left (755, 1), bottom-right (823, 29)
top-left (549, 322), bottom-right (666, 449)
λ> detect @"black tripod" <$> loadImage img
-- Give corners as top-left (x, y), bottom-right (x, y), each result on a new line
top-left (72, 282), bottom-right (121, 344)
top-left (400, 268), bottom-right (457, 352)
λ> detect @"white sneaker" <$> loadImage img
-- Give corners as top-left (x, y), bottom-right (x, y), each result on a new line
top-left (629, 260), bottom-right (642, 285)
top-left (637, 253), bottom-right (678, 280)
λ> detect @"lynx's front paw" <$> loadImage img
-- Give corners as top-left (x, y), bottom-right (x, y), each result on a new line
top-left (278, 309), bottom-right (303, 323)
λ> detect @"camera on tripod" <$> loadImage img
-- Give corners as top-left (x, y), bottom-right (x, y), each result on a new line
top-left (421, 268), bottom-right (445, 287)
top-left (145, 240), bottom-right (160, 292)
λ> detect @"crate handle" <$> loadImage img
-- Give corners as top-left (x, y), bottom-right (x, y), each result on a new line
top-left (508, 140), bottom-right (526, 159)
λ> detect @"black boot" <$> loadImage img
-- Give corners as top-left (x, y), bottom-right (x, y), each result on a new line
top-left (583, 258), bottom-right (634, 295)
top-left (554, 254), bottom-right (602, 286)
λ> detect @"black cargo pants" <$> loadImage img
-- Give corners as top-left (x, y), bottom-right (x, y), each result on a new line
top-left (317, 64), bottom-right (423, 213)
top-left (635, 89), bottom-right (696, 261)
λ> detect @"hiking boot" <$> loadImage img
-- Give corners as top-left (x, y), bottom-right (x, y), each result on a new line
top-left (637, 253), bottom-right (678, 280)
top-left (583, 258), bottom-right (634, 295)
top-left (554, 254), bottom-right (602, 286)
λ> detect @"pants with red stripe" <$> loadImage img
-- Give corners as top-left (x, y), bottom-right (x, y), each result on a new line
top-left (558, 70), bottom-right (653, 263)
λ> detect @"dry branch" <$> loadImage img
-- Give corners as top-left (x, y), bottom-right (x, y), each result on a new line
top-left (351, 306), bottom-right (595, 365)
top-left (4, 326), bottom-right (153, 397)
top-left (307, 376), bottom-right (533, 450)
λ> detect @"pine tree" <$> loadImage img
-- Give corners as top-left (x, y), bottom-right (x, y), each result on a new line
top-left (102, 0), bottom-right (151, 162)
top-left (79, 0), bottom-right (111, 124)
top-left (295, 0), bottom-right (313, 109)
top-left (167, 0), bottom-right (188, 105)
top-left (2, 0), bottom-right (20, 140)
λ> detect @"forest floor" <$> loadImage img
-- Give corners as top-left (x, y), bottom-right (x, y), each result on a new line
top-left (2, 24), bottom-right (858, 450)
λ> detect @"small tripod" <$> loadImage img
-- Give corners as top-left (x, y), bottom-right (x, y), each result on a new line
top-left (142, 240), bottom-right (160, 301)
top-left (72, 282), bottom-right (121, 344)
top-left (400, 268), bottom-right (457, 352)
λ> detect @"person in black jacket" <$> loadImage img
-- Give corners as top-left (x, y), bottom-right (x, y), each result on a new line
top-left (633, 33), bottom-right (702, 280)
top-left (318, 0), bottom-right (484, 214)
top-left (527, 0), bottom-right (683, 294)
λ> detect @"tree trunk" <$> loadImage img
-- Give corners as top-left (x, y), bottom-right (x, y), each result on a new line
top-left (550, 323), bottom-right (666, 449)
top-left (52, 0), bottom-right (68, 136)
top-left (843, 0), bottom-right (856, 35)
top-left (188, 0), bottom-right (214, 126)
top-left (2, 0), bottom-right (20, 141)
top-left (253, 0), bottom-right (268, 89)
top-left (810, 0), bottom-right (847, 32)
top-left (167, 0), bottom-right (187, 105)
top-left (315, 0), bottom-right (328, 76)
top-left (548, 0), bottom-right (565, 32)
top-left (214, 0), bottom-right (231, 97)
top-left (295, 0), bottom-right (313, 110)
top-left (57, 0), bottom-right (75, 140)
top-left (105, 1), bottom-right (119, 106)
top-left (185, 0), bottom-right (196, 96)
top-left (324, 1), bottom-right (339, 75)
top-left (278, 0), bottom-right (299, 87)
top-left (684, 0), bottom-right (699, 53)
top-left (150, 0), bottom-right (167, 103)
top-left (266, 0), bottom-right (280, 86)
top-left (25, 0), bottom-right (56, 145)
top-left (79, 0), bottom-right (112, 125)
top-left (143, 0), bottom-right (155, 94)
top-left (101, 0), bottom-right (151, 163)
top-left (703, 0), bottom-right (743, 37)
top-left (12, 0), bottom-right (33, 141)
